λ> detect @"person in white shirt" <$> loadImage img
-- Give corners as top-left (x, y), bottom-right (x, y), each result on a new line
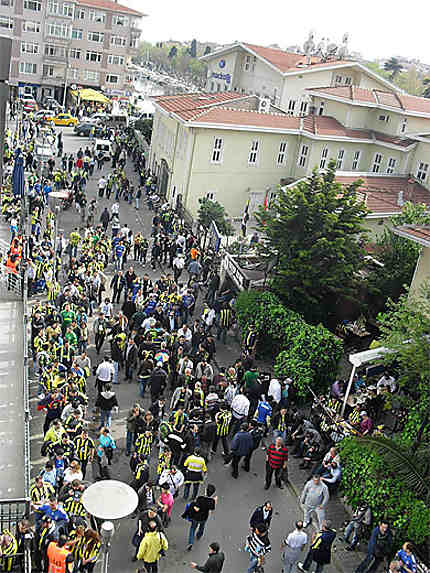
top-left (230, 391), bottom-right (250, 435)
top-left (96, 357), bottom-right (115, 393)
top-left (377, 372), bottom-right (396, 394)
top-left (177, 324), bottom-right (192, 343)
top-left (268, 378), bottom-right (282, 404)
top-left (98, 176), bottom-right (107, 194)
top-left (281, 521), bottom-right (308, 573)
top-left (111, 202), bottom-right (120, 217)
top-left (158, 466), bottom-right (184, 496)
top-left (100, 298), bottom-right (113, 319)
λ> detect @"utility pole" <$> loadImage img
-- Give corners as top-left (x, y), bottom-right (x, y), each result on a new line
top-left (0, 36), bottom-right (12, 186)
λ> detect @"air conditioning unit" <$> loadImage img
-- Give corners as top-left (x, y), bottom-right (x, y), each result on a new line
top-left (258, 97), bottom-right (271, 113)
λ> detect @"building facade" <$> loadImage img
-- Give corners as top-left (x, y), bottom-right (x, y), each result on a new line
top-left (0, 0), bottom-right (144, 101)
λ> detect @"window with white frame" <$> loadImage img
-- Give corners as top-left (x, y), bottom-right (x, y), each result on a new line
top-left (206, 191), bottom-right (216, 200)
top-left (130, 18), bottom-right (139, 28)
top-left (86, 50), bottom-right (102, 63)
top-left (89, 10), bottom-right (105, 23)
top-left (21, 42), bottom-right (39, 54)
top-left (44, 44), bottom-right (66, 58)
top-left (76, 8), bottom-right (85, 19)
top-left (72, 28), bottom-right (83, 40)
top-left (62, 2), bottom-right (74, 17)
top-left (277, 141), bottom-right (288, 166)
top-left (320, 147), bottom-right (329, 169)
top-left (85, 69), bottom-right (99, 81)
top-left (130, 36), bottom-right (139, 48)
top-left (42, 64), bottom-right (55, 77)
top-left (211, 138), bottom-right (223, 164)
top-left (110, 35), bottom-right (126, 47)
top-left (416, 161), bottom-right (429, 182)
top-left (88, 31), bottom-right (104, 43)
top-left (400, 117), bottom-right (408, 134)
top-left (0, 16), bottom-right (13, 30)
top-left (336, 149), bottom-right (345, 169)
top-left (318, 101), bottom-right (325, 116)
top-left (107, 54), bottom-right (124, 66)
top-left (106, 74), bottom-right (119, 84)
top-left (23, 20), bottom-right (40, 32)
top-left (386, 157), bottom-right (397, 174)
top-left (299, 101), bottom-right (308, 115)
top-left (243, 55), bottom-right (251, 71)
top-left (24, 0), bottom-right (41, 11)
top-left (248, 140), bottom-right (260, 165)
top-left (351, 150), bottom-right (361, 170)
top-left (113, 15), bottom-right (129, 26)
top-left (298, 144), bottom-right (309, 167)
top-left (372, 153), bottom-right (383, 173)
top-left (344, 76), bottom-right (352, 85)
top-left (46, 22), bottom-right (70, 38)
top-left (19, 62), bottom-right (37, 74)
top-left (335, 75), bottom-right (342, 84)
top-left (251, 55), bottom-right (257, 72)
top-left (0, 0), bottom-right (14, 6)
top-left (68, 68), bottom-right (79, 80)
top-left (47, 1), bottom-right (59, 14)
top-left (378, 114), bottom-right (390, 123)
top-left (288, 100), bottom-right (296, 114)
top-left (70, 48), bottom-right (81, 59)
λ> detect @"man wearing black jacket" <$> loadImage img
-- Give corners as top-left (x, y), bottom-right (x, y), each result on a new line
top-left (110, 270), bottom-right (125, 304)
top-left (250, 501), bottom-right (273, 531)
top-left (150, 364), bottom-right (168, 403)
top-left (190, 541), bottom-right (225, 572)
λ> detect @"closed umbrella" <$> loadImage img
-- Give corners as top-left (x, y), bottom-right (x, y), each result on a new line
top-left (12, 148), bottom-right (24, 198)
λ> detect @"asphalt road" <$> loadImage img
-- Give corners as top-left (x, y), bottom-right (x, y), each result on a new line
top-left (29, 126), bottom-right (341, 573)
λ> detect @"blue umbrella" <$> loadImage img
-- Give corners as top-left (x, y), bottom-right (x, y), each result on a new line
top-left (12, 148), bottom-right (25, 198)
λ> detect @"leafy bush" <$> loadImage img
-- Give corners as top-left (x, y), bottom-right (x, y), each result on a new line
top-left (235, 290), bottom-right (343, 396)
top-left (339, 437), bottom-right (430, 545)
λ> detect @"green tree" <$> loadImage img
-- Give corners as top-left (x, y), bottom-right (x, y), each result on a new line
top-left (422, 78), bottom-right (430, 98)
top-left (190, 38), bottom-right (197, 58)
top-left (204, 45), bottom-right (211, 55)
top-left (384, 56), bottom-right (403, 79)
top-left (365, 202), bottom-right (430, 315)
top-left (255, 161), bottom-right (368, 325)
top-left (197, 198), bottom-right (234, 247)
top-left (168, 46), bottom-right (178, 59)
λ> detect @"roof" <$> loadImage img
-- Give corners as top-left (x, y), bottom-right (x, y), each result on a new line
top-left (335, 175), bottom-right (430, 216)
top-left (77, 0), bottom-right (146, 16)
top-left (241, 42), bottom-right (321, 73)
top-left (392, 225), bottom-right (430, 247)
top-left (184, 107), bottom-right (301, 129)
top-left (307, 85), bottom-right (430, 116)
top-left (151, 92), bottom-right (246, 116)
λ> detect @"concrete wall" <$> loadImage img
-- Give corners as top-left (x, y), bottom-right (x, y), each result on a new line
top-left (206, 50), bottom-right (239, 93)
top-left (409, 245), bottom-right (430, 298)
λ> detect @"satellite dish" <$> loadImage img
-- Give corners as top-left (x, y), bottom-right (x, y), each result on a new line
top-left (82, 480), bottom-right (138, 520)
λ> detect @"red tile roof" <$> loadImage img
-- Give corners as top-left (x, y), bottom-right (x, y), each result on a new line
top-left (393, 225), bottom-right (430, 245)
top-left (307, 86), bottom-right (430, 115)
top-left (242, 43), bottom-right (320, 73)
top-left (335, 175), bottom-right (430, 215)
top-left (151, 92), bottom-right (246, 116)
top-left (187, 107), bottom-right (301, 129)
top-left (77, 0), bottom-right (145, 16)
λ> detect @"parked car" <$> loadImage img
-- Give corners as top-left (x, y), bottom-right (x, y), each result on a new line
top-left (48, 113), bottom-right (78, 127)
top-left (94, 138), bottom-right (112, 161)
top-left (81, 113), bottom-right (106, 124)
top-left (34, 110), bottom-right (55, 123)
top-left (74, 122), bottom-right (103, 137)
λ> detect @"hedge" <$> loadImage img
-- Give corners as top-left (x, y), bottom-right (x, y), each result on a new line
top-left (339, 437), bottom-right (430, 545)
top-left (235, 290), bottom-right (343, 396)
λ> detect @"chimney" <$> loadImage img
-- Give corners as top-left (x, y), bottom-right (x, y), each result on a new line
top-left (406, 177), bottom-right (415, 202)
top-left (397, 190), bottom-right (404, 207)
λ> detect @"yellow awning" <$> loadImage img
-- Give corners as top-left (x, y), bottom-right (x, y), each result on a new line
top-left (71, 88), bottom-right (111, 104)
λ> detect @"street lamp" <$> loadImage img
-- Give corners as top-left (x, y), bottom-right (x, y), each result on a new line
top-left (0, 36), bottom-right (12, 186)
top-left (82, 480), bottom-right (138, 573)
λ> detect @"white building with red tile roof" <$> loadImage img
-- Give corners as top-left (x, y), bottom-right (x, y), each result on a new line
top-left (200, 41), bottom-right (402, 114)
top-left (392, 225), bottom-right (430, 297)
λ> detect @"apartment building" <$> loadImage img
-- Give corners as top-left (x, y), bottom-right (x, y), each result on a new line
top-left (0, 0), bottom-right (144, 101)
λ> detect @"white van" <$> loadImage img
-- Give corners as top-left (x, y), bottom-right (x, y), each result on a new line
top-left (94, 139), bottom-right (112, 161)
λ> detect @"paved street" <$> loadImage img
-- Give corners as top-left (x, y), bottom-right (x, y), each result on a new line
top-left (29, 126), bottom-right (343, 573)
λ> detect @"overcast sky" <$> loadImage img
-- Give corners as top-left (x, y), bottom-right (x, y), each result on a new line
top-left (126, 0), bottom-right (430, 62)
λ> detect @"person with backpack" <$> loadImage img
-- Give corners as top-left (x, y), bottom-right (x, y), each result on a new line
top-left (354, 520), bottom-right (393, 573)
top-left (136, 520), bottom-right (168, 573)
top-left (298, 520), bottom-right (336, 573)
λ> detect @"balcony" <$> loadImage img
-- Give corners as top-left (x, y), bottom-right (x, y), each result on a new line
top-left (43, 53), bottom-right (67, 64)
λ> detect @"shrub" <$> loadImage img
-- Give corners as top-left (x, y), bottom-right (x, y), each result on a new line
top-left (235, 290), bottom-right (343, 396)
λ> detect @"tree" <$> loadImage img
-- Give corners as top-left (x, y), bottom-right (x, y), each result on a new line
top-left (197, 198), bottom-right (234, 247)
top-left (190, 38), bottom-right (197, 58)
top-left (365, 202), bottom-right (430, 315)
top-left (384, 56), bottom-right (403, 79)
top-left (422, 78), bottom-right (430, 98)
top-left (255, 161), bottom-right (368, 325)
top-left (168, 46), bottom-right (178, 59)
top-left (204, 45), bottom-right (211, 56)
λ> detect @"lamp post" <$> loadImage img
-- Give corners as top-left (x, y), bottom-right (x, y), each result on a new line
top-left (82, 480), bottom-right (138, 573)
top-left (0, 36), bottom-right (12, 186)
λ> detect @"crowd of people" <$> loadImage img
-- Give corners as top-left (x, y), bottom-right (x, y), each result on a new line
top-left (0, 106), bottom-right (420, 573)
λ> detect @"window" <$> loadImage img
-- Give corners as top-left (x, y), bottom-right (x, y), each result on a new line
top-left (88, 31), bottom-right (104, 43)
top-left (106, 74), bottom-right (119, 84)
top-left (21, 42), bottom-right (39, 54)
top-left (344, 76), bottom-right (352, 85)
top-left (400, 118), bottom-right (408, 134)
top-left (378, 114), bottom-right (390, 122)
top-left (210, 81), bottom-right (214, 92)
top-left (24, 0), bottom-right (41, 11)
top-left (76, 8), bottom-right (85, 19)
top-left (251, 55), bottom-right (257, 72)
top-left (372, 153), bottom-right (383, 173)
top-left (46, 22), bottom-right (70, 38)
top-left (320, 147), bottom-right (329, 169)
top-left (68, 68), bottom-right (79, 80)
top-left (89, 10), bottom-right (105, 23)
top-left (19, 62), bottom-right (37, 74)
top-left (206, 191), bottom-right (216, 200)
top-left (318, 101), bottom-right (325, 116)
top-left (352, 150), bottom-right (361, 170)
top-left (70, 48), bottom-right (81, 59)
top-left (243, 55), bottom-right (251, 71)
top-left (299, 101), bottom-right (308, 115)
top-left (335, 75), bottom-right (342, 84)
top-left (24, 20), bottom-right (40, 32)
top-left (86, 51), bottom-right (102, 63)
top-left (0, 0), bottom-right (14, 6)
top-left (386, 158), bottom-right (397, 174)
top-left (416, 162), bottom-right (429, 182)
top-left (85, 69), bottom-right (99, 81)
top-left (298, 144), bottom-right (309, 168)
top-left (47, 1), bottom-right (59, 14)
top-left (113, 15), bottom-right (129, 26)
top-left (0, 16), bottom-right (13, 30)
top-left (62, 2), bottom-right (74, 17)
top-left (45, 44), bottom-right (66, 58)
top-left (42, 64), bottom-right (54, 77)
top-left (248, 140), bottom-right (259, 165)
top-left (110, 35), bottom-right (126, 47)
top-left (336, 149), bottom-right (345, 169)
top-left (288, 100), bottom-right (296, 115)
top-left (129, 37), bottom-right (139, 48)
top-left (277, 141), bottom-right (288, 166)
top-left (130, 18), bottom-right (139, 28)
top-left (107, 54), bottom-right (124, 66)
top-left (71, 28), bottom-right (83, 40)
top-left (216, 83), bottom-right (221, 92)
top-left (211, 138), bottom-right (223, 164)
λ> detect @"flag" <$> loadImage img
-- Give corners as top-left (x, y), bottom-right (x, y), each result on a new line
top-left (242, 198), bottom-right (250, 226)
top-left (263, 193), bottom-right (268, 211)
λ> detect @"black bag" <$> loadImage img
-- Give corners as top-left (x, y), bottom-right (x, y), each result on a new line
top-left (132, 531), bottom-right (143, 548)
